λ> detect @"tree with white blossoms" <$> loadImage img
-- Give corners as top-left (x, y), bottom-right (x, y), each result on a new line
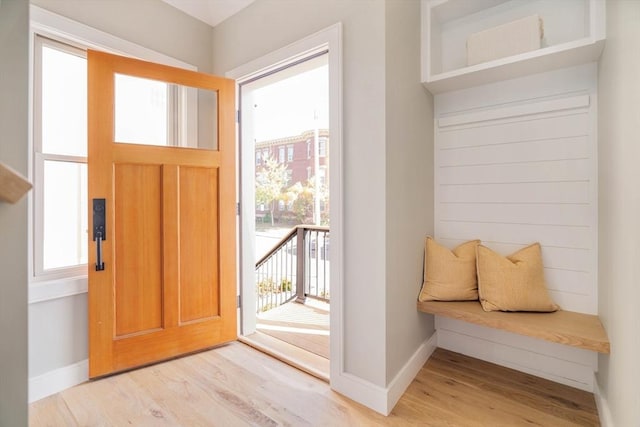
top-left (285, 177), bottom-right (328, 225)
top-left (255, 156), bottom-right (288, 226)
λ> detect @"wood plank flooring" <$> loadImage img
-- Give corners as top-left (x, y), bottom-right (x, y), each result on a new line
top-left (30, 343), bottom-right (600, 426)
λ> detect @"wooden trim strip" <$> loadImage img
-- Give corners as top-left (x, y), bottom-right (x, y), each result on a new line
top-left (0, 161), bottom-right (32, 203)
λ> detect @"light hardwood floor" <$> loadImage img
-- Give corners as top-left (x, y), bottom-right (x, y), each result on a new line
top-left (30, 343), bottom-right (600, 426)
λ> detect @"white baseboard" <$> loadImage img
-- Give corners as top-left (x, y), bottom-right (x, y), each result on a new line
top-left (593, 374), bottom-right (614, 427)
top-left (331, 370), bottom-right (388, 415)
top-left (385, 332), bottom-right (437, 414)
top-left (330, 332), bottom-right (437, 416)
top-left (29, 359), bottom-right (88, 403)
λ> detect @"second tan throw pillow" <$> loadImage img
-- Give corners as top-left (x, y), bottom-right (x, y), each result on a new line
top-left (418, 237), bottom-right (480, 302)
top-left (477, 243), bottom-right (559, 312)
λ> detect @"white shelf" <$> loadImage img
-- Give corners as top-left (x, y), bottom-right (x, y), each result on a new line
top-left (421, 0), bottom-right (606, 94)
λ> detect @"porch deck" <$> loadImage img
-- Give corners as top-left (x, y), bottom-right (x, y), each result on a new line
top-left (240, 300), bottom-right (330, 381)
top-left (256, 299), bottom-right (329, 359)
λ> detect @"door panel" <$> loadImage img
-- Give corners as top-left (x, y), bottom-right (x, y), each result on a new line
top-left (113, 164), bottom-right (163, 337)
top-left (179, 166), bottom-right (220, 323)
top-left (88, 50), bottom-right (236, 378)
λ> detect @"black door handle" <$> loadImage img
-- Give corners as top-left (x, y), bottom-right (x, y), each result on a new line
top-left (93, 199), bottom-right (106, 271)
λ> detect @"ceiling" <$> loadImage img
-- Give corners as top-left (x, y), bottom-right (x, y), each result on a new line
top-left (161, 0), bottom-right (255, 28)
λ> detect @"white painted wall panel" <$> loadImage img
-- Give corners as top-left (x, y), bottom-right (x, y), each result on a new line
top-left (438, 220), bottom-right (591, 249)
top-left (434, 64), bottom-right (598, 390)
top-left (438, 112), bottom-right (589, 148)
top-left (436, 318), bottom-right (597, 391)
top-left (440, 181), bottom-right (589, 205)
top-left (438, 203), bottom-right (592, 227)
top-left (439, 136), bottom-right (589, 166)
top-left (439, 159), bottom-right (591, 185)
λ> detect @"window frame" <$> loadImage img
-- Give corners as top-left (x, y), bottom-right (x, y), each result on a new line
top-left (287, 144), bottom-right (294, 162)
top-left (319, 165), bottom-right (327, 187)
top-left (29, 5), bottom-right (198, 291)
top-left (318, 138), bottom-right (327, 157)
top-left (32, 35), bottom-right (89, 281)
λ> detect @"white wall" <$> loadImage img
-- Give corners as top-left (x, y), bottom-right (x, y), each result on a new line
top-left (213, 0), bottom-right (389, 387)
top-left (31, 0), bottom-right (214, 72)
top-left (384, 0), bottom-right (435, 381)
top-left (212, 0), bottom-right (435, 410)
top-left (597, 0), bottom-right (640, 424)
top-left (27, 0), bottom-right (216, 402)
top-left (0, 0), bottom-right (30, 425)
top-left (29, 294), bottom-right (87, 377)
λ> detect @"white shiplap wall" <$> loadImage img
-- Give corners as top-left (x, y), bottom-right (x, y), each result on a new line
top-left (434, 64), bottom-right (598, 391)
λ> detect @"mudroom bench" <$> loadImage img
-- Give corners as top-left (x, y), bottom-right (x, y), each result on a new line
top-left (417, 300), bottom-right (610, 354)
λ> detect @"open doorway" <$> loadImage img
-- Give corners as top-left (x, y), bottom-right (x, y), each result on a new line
top-left (239, 52), bottom-right (331, 377)
top-left (230, 24), bottom-right (342, 383)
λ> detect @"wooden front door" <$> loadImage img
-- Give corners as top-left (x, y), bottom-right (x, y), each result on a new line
top-left (87, 50), bottom-right (236, 378)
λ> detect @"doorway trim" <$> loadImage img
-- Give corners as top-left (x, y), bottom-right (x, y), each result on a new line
top-left (227, 23), bottom-right (343, 383)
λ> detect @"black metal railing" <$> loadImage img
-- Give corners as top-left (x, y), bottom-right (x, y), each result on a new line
top-left (255, 225), bottom-right (330, 313)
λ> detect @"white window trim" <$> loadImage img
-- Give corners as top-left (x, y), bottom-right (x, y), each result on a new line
top-left (32, 36), bottom-right (88, 283)
top-left (28, 5), bottom-right (197, 303)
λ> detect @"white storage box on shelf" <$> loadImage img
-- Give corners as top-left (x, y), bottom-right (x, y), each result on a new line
top-left (466, 14), bottom-right (543, 66)
top-left (421, 0), bottom-right (606, 93)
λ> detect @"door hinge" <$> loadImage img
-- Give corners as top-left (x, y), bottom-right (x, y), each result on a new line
top-left (235, 110), bottom-right (240, 123)
top-left (237, 295), bottom-right (241, 308)
top-left (236, 202), bottom-right (240, 216)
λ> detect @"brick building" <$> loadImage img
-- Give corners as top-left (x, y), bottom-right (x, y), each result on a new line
top-left (255, 129), bottom-right (329, 224)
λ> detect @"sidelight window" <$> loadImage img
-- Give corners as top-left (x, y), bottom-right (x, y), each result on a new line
top-left (33, 36), bottom-right (88, 279)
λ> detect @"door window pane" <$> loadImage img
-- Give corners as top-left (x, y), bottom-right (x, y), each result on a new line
top-left (114, 74), bottom-right (218, 149)
top-left (41, 46), bottom-right (87, 157)
top-left (43, 160), bottom-right (88, 270)
top-left (114, 74), bottom-right (168, 146)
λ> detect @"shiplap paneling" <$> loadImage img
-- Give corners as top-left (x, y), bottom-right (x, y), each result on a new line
top-left (439, 158), bottom-right (591, 185)
top-left (437, 95), bottom-right (590, 128)
top-left (437, 112), bottom-right (589, 149)
top-left (439, 135), bottom-right (589, 167)
top-left (437, 221), bottom-right (591, 249)
top-left (436, 318), bottom-right (598, 391)
top-left (433, 64), bottom-right (598, 390)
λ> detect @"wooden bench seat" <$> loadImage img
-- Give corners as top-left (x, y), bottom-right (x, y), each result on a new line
top-left (417, 300), bottom-right (610, 354)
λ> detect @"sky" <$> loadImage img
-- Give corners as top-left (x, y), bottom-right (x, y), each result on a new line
top-left (249, 64), bottom-right (329, 142)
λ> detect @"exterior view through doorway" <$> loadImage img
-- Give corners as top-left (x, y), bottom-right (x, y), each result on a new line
top-left (238, 52), bottom-right (331, 378)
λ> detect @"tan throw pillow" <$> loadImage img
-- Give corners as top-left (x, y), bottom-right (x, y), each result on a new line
top-left (418, 237), bottom-right (480, 302)
top-left (477, 243), bottom-right (559, 312)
